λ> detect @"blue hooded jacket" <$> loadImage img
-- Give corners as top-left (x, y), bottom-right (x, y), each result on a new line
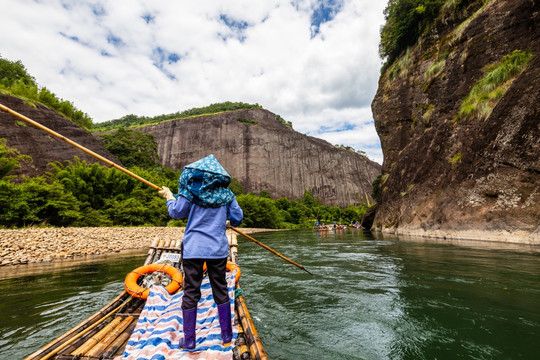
top-left (166, 155), bottom-right (243, 259)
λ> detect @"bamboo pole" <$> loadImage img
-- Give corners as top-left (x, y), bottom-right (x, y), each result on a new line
top-left (154, 239), bottom-right (166, 263)
top-left (71, 317), bottom-right (124, 355)
top-left (0, 102), bottom-right (161, 190)
top-left (144, 238), bottom-right (159, 265)
top-left (228, 231), bottom-right (238, 265)
top-left (101, 322), bottom-right (137, 358)
top-left (235, 294), bottom-right (268, 360)
top-left (229, 227), bottom-right (313, 275)
top-left (234, 311), bottom-right (251, 360)
top-left (85, 316), bottom-right (135, 357)
top-left (37, 297), bottom-right (132, 360)
top-left (24, 291), bottom-right (129, 360)
top-left (61, 322), bottom-right (107, 355)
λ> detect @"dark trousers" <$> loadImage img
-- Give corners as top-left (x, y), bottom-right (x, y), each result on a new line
top-left (182, 258), bottom-right (229, 310)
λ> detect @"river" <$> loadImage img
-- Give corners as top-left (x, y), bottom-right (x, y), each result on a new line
top-left (1, 230), bottom-right (539, 359)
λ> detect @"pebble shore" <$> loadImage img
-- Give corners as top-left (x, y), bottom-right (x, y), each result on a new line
top-left (0, 227), bottom-right (273, 266)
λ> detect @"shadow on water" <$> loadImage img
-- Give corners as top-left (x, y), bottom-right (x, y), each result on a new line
top-left (1, 230), bottom-right (539, 360)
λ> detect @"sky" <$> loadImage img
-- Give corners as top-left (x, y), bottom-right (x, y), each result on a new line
top-left (0, 0), bottom-right (387, 164)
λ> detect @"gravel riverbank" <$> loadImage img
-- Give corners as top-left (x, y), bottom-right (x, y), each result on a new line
top-left (0, 227), bottom-right (274, 266)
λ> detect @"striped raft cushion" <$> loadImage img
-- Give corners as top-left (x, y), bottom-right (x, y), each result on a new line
top-left (118, 271), bottom-right (238, 360)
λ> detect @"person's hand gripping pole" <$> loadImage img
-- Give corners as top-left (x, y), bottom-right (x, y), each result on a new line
top-left (158, 186), bottom-right (175, 201)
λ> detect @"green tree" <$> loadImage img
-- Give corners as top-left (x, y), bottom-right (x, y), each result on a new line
top-left (99, 128), bottom-right (160, 168)
top-left (0, 57), bottom-right (36, 87)
top-left (342, 205), bottom-right (361, 224)
top-left (229, 178), bottom-right (244, 196)
top-left (107, 197), bottom-right (148, 226)
top-left (93, 102), bottom-right (263, 132)
top-left (236, 194), bottom-right (282, 228)
top-left (0, 176), bottom-right (81, 227)
top-left (380, 0), bottom-right (445, 66)
top-left (275, 197), bottom-right (291, 210)
top-left (279, 209), bottom-right (293, 223)
top-left (301, 189), bottom-right (315, 207)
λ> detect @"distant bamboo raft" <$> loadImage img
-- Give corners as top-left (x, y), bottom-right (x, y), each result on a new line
top-left (24, 231), bottom-right (267, 360)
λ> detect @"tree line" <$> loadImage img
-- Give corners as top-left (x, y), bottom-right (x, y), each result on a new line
top-left (92, 102), bottom-right (264, 133)
top-left (0, 55), bottom-right (93, 130)
top-left (0, 129), bottom-right (369, 228)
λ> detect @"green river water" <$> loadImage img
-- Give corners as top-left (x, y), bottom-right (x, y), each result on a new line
top-left (0, 229), bottom-right (539, 359)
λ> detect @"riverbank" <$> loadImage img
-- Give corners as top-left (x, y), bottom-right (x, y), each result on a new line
top-left (374, 226), bottom-right (540, 246)
top-left (0, 227), bottom-right (276, 266)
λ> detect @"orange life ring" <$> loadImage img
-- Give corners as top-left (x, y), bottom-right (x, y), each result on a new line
top-left (202, 261), bottom-right (241, 284)
top-left (124, 264), bottom-right (183, 299)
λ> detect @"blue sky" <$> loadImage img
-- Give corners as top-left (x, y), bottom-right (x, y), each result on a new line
top-left (0, 0), bottom-right (386, 163)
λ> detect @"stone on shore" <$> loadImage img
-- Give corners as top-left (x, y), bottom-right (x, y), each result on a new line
top-left (0, 227), bottom-right (271, 266)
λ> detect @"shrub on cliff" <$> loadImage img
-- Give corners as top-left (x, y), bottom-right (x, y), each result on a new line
top-left (379, 0), bottom-right (483, 68)
top-left (0, 139), bottom-right (31, 181)
top-left (457, 49), bottom-right (533, 120)
top-left (380, 0), bottom-right (445, 66)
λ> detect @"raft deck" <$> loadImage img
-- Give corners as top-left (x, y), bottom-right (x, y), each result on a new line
top-left (24, 231), bottom-right (267, 360)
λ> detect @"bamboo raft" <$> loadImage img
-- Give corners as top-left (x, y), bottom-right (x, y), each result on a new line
top-left (24, 230), bottom-right (267, 360)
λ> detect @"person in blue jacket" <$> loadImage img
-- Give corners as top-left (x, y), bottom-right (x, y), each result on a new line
top-left (159, 154), bottom-right (243, 350)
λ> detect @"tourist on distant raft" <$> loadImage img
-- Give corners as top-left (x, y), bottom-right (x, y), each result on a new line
top-left (158, 154), bottom-right (243, 350)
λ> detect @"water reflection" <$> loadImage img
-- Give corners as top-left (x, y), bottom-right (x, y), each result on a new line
top-left (0, 251), bottom-right (146, 358)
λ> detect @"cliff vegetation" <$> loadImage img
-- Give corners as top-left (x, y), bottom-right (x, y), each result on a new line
top-left (91, 102), bottom-right (267, 132)
top-left (380, 0), bottom-right (487, 69)
top-left (0, 55), bottom-right (92, 130)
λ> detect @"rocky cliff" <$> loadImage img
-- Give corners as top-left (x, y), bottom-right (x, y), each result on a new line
top-left (135, 109), bottom-right (381, 207)
top-left (371, 0), bottom-right (539, 244)
top-left (0, 93), bottom-right (121, 177)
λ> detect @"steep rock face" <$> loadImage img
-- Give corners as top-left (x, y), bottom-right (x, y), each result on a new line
top-left (0, 93), bottom-right (121, 176)
top-left (136, 109), bottom-right (380, 206)
top-left (371, 0), bottom-right (539, 244)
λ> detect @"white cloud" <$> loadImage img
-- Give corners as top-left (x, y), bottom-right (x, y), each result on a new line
top-left (0, 0), bottom-right (386, 164)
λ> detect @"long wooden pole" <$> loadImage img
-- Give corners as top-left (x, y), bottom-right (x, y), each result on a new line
top-left (0, 103), bottom-right (161, 190)
top-left (230, 226), bottom-right (313, 275)
top-left (1, 102), bottom-right (312, 274)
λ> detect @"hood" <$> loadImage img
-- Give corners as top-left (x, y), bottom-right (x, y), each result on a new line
top-left (177, 154), bottom-right (235, 208)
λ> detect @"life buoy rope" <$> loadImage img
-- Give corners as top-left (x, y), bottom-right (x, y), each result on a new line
top-left (203, 261), bottom-right (241, 284)
top-left (124, 263), bottom-right (183, 299)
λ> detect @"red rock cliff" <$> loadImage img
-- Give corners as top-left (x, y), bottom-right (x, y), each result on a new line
top-left (371, 0), bottom-right (539, 244)
top-left (136, 109), bottom-right (381, 207)
top-left (0, 93), bottom-right (121, 176)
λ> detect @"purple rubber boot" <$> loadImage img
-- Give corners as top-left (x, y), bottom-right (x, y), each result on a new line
top-left (179, 307), bottom-right (197, 349)
top-left (217, 302), bottom-right (233, 344)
